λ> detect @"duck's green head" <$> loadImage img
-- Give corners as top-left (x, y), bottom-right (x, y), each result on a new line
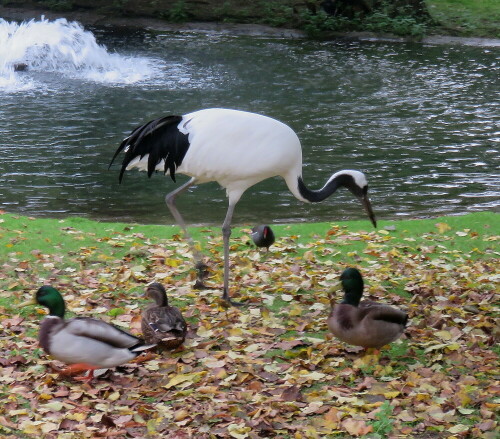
top-left (340, 267), bottom-right (364, 306)
top-left (35, 286), bottom-right (66, 318)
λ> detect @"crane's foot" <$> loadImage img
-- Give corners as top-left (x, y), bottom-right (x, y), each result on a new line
top-left (193, 279), bottom-right (212, 290)
top-left (193, 261), bottom-right (213, 290)
top-left (195, 261), bottom-right (210, 278)
top-left (221, 289), bottom-right (245, 307)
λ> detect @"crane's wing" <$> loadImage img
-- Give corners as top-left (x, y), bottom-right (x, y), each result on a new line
top-left (109, 115), bottom-right (190, 183)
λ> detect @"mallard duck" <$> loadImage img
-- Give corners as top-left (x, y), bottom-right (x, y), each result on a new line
top-left (251, 225), bottom-right (275, 251)
top-left (141, 283), bottom-right (187, 350)
top-left (22, 286), bottom-right (155, 381)
top-left (328, 268), bottom-right (408, 349)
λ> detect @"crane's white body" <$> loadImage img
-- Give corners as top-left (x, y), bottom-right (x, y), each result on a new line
top-left (126, 108), bottom-right (306, 203)
top-left (115, 108), bottom-right (375, 304)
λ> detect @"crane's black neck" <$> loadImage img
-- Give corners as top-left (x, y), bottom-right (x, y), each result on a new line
top-left (297, 173), bottom-right (363, 203)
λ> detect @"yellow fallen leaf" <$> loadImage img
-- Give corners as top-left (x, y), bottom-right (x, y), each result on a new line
top-left (174, 409), bottom-right (189, 422)
top-left (147, 418), bottom-right (160, 435)
top-left (301, 401), bottom-right (323, 415)
top-left (66, 412), bottom-right (87, 422)
top-left (9, 409), bottom-right (28, 416)
top-left (342, 418), bottom-right (373, 436)
top-left (435, 222), bottom-right (451, 233)
top-left (107, 391), bottom-right (120, 401)
top-left (21, 421), bottom-right (42, 435)
top-left (289, 304), bottom-right (303, 317)
top-left (198, 386), bottom-right (218, 394)
top-left (435, 330), bottom-right (452, 341)
top-left (227, 423), bottom-right (251, 439)
top-left (303, 250), bottom-right (315, 261)
top-left (301, 371), bottom-right (326, 381)
top-left (448, 424), bottom-right (470, 433)
top-left (197, 326), bottom-right (214, 338)
top-left (202, 357), bottom-right (226, 368)
top-left (165, 258), bottom-right (181, 267)
top-left (43, 401), bottom-right (64, 412)
top-left (323, 407), bottom-right (339, 430)
top-left (424, 342), bottom-right (461, 353)
top-left (41, 422), bottom-right (59, 434)
top-left (244, 344), bottom-right (262, 353)
top-left (164, 371), bottom-right (207, 389)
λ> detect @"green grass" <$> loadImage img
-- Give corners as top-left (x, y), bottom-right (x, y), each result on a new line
top-left (426, 0), bottom-right (500, 37)
top-left (1, 211), bottom-right (497, 267)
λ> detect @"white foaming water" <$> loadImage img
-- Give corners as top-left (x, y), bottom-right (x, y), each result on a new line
top-left (0, 17), bottom-right (159, 91)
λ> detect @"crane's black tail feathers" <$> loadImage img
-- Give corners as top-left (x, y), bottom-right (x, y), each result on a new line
top-left (109, 115), bottom-right (190, 183)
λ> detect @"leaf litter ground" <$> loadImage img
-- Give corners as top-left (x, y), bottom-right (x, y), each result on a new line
top-left (0, 211), bottom-right (498, 438)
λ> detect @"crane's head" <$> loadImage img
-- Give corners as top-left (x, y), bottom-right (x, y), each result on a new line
top-left (328, 170), bottom-right (377, 228)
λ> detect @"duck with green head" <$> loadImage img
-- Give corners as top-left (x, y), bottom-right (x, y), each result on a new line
top-left (328, 268), bottom-right (408, 350)
top-left (23, 286), bottom-right (155, 381)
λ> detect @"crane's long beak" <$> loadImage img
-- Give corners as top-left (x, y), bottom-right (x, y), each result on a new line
top-left (361, 195), bottom-right (377, 228)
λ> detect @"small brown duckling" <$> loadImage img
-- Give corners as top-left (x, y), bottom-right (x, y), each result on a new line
top-left (141, 283), bottom-right (187, 350)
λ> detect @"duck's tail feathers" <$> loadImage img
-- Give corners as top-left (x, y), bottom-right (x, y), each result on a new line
top-left (130, 342), bottom-right (157, 353)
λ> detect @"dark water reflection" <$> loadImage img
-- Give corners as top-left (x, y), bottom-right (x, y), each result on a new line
top-left (1, 28), bottom-right (498, 226)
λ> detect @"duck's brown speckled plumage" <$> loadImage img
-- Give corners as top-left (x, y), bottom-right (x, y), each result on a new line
top-left (328, 268), bottom-right (408, 349)
top-left (141, 283), bottom-right (187, 350)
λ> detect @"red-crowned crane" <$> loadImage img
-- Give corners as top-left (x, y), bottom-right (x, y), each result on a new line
top-left (110, 108), bottom-right (377, 306)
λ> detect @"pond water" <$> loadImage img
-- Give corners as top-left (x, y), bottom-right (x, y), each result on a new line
top-left (0, 18), bottom-right (498, 226)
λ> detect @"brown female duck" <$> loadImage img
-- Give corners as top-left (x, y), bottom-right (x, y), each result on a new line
top-left (141, 283), bottom-right (187, 350)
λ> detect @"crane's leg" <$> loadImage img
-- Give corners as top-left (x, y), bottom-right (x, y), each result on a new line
top-left (165, 177), bottom-right (208, 287)
top-left (221, 201), bottom-right (243, 306)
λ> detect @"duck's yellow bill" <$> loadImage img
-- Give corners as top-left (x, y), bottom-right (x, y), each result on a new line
top-left (19, 299), bottom-right (36, 307)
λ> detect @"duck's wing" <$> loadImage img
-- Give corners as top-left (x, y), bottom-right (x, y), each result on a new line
top-left (65, 317), bottom-right (142, 348)
top-left (146, 307), bottom-right (187, 334)
top-left (328, 303), bottom-right (357, 332)
top-left (359, 303), bottom-right (408, 327)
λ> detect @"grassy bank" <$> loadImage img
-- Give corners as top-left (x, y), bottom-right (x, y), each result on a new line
top-left (427, 0), bottom-right (500, 38)
top-left (1, 1), bottom-right (499, 39)
top-left (0, 211), bottom-right (498, 438)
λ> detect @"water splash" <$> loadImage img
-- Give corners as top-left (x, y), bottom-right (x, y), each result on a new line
top-left (0, 17), bottom-right (159, 91)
